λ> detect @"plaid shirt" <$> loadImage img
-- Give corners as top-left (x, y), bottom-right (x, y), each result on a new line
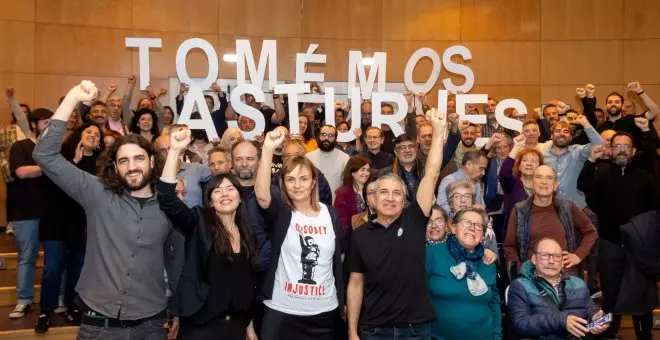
top-left (482, 121), bottom-right (506, 138)
top-left (0, 124), bottom-right (26, 183)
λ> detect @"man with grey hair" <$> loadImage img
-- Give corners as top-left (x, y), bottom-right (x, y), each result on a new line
top-left (436, 150), bottom-right (488, 214)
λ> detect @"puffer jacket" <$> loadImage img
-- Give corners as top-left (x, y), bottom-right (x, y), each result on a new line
top-left (507, 261), bottom-right (599, 340)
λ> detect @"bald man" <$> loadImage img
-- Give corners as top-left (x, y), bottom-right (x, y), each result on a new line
top-left (504, 165), bottom-right (598, 275)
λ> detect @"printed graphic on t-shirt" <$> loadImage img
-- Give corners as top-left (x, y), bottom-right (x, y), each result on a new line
top-left (298, 233), bottom-right (320, 284)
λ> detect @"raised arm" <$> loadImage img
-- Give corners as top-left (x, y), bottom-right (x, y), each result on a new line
top-left (417, 108), bottom-right (446, 215)
top-left (122, 75), bottom-right (137, 125)
top-left (628, 82), bottom-right (660, 121)
top-left (271, 94), bottom-right (286, 125)
top-left (32, 81), bottom-right (104, 207)
top-left (5, 88), bottom-right (30, 136)
top-left (255, 129), bottom-right (286, 209)
top-left (99, 84), bottom-right (117, 103)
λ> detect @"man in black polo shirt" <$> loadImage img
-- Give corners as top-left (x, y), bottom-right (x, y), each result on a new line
top-left (347, 109), bottom-right (446, 340)
top-left (361, 126), bottom-right (394, 170)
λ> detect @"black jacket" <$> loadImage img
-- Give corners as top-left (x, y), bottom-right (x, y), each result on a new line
top-left (259, 196), bottom-right (347, 311)
top-left (621, 210), bottom-right (660, 278)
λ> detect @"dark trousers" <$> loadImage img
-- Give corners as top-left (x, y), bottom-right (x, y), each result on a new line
top-left (598, 239), bottom-right (653, 340)
top-left (360, 322), bottom-right (431, 340)
top-left (178, 315), bottom-right (249, 340)
top-left (261, 306), bottom-right (338, 340)
top-left (583, 209), bottom-right (599, 290)
top-left (40, 240), bottom-right (85, 310)
top-left (77, 316), bottom-right (168, 340)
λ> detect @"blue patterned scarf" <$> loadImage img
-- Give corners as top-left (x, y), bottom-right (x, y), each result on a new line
top-left (447, 234), bottom-right (484, 280)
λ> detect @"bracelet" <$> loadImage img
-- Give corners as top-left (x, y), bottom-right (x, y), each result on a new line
top-left (151, 96), bottom-right (157, 100)
top-left (636, 90), bottom-right (645, 95)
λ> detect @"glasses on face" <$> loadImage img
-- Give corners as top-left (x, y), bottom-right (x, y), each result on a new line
top-left (458, 219), bottom-right (485, 232)
top-left (535, 252), bottom-right (563, 262)
top-left (366, 135), bottom-right (381, 141)
top-left (611, 144), bottom-right (632, 151)
top-left (451, 193), bottom-right (473, 201)
top-left (426, 218), bottom-right (446, 228)
top-left (396, 144), bottom-right (416, 151)
top-left (320, 132), bottom-right (336, 139)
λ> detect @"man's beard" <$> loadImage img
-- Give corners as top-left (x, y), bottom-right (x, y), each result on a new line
top-left (121, 168), bottom-right (152, 191)
top-left (236, 169), bottom-right (255, 180)
top-left (613, 152), bottom-right (631, 167)
top-left (319, 140), bottom-right (337, 152)
top-left (609, 106), bottom-right (622, 117)
top-left (462, 139), bottom-right (474, 148)
top-left (553, 137), bottom-right (570, 148)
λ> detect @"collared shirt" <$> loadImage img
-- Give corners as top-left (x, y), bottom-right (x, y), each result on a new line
top-left (178, 162), bottom-right (212, 208)
top-left (435, 169), bottom-right (485, 214)
top-left (34, 119), bottom-right (171, 320)
top-left (540, 127), bottom-right (602, 209)
top-left (482, 120), bottom-right (506, 138)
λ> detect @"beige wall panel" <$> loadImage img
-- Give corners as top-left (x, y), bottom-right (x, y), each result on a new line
top-left (34, 74), bottom-right (127, 109)
top-left (0, 0), bottom-right (35, 21)
top-left (462, 41), bottom-right (540, 85)
top-left (0, 21), bottom-right (34, 73)
top-left (461, 0), bottom-right (541, 41)
top-left (133, 0), bottom-right (219, 34)
top-left (218, 0), bottom-right (301, 37)
top-left (301, 0), bottom-right (381, 40)
top-left (624, 0), bottom-right (660, 39)
top-left (129, 31), bottom-right (218, 79)
top-left (381, 0), bottom-right (460, 41)
top-left (382, 40), bottom-right (461, 84)
top-left (541, 41), bottom-right (623, 85)
top-left (540, 84), bottom-right (624, 112)
top-left (0, 73), bottom-right (35, 124)
top-left (623, 39), bottom-right (660, 84)
top-left (541, 0), bottom-right (623, 40)
top-left (36, 0), bottom-right (132, 29)
top-left (35, 24), bottom-right (131, 77)
top-left (218, 35), bottom-right (300, 82)
top-left (298, 39), bottom-right (381, 82)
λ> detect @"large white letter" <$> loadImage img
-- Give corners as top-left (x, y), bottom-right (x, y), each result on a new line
top-left (496, 99), bottom-right (526, 132)
top-left (296, 44), bottom-right (326, 84)
top-left (371, 92), bottom-right (408, 137)
top-left (442, 45), bottom-right (475, 94)
top-left (404, 48), bottom-right (441, 94)
top-left (125, 37), bottom-right (162, 90)
top-left (348, 51), bottom-right (387, 99)
top-left (236, 39), bottom-right (278, 90)
top-left (177, 85), bottom-right (218, 140)
top-left (230, 85), bottom-right (266, 140)
top-left (274, 83), bottom-right (310, 135)
top-left (335, 87), bottom-right (362, 143)
top-left (175, 38), bottom-right (219, 90)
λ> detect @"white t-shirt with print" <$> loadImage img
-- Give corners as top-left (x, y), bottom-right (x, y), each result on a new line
top-left (264, 204), bottom-right (338, 316)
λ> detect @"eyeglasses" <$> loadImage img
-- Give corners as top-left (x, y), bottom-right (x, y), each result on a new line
top-left (611, 144), bottom-right (632, 151)
top-left (366, 135), bottom-right (381, 141)
top-left (320, 132), bottom-right (336, 139)
top-left (457, 219), bottom-right (485, 232)
top-left (426, 218), bottom-right (446, 228)
top-left (396, 144), bottom-right (416, 151)
top-left (535, 252), bottom-right (563, 261)
top-left (451, 193), bottom-right (473, 201)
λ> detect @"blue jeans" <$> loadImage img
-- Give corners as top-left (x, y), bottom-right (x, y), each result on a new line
top-left (77, 317), bottom-right (168, 340)
top-left (40, 240), bottom-right (85, 310)
top-left (12, 219), bottom-right (39, 305)
top-left (361, 322), bottom-right (431, 340)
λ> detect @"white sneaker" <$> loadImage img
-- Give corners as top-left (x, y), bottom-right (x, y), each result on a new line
top-left (9, 303), bottom-right (30, 319)
top-left (54, 298), bottom-right (67, 314)
top-left (5, 222), bottom-right (14, 235)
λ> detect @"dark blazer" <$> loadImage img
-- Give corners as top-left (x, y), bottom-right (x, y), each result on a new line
top-left (260, 197), bottom-right (347, 311)
top-left (498, 157), bottom-right (529, 229)
top-left (334, 186), bottom-right (360, 232)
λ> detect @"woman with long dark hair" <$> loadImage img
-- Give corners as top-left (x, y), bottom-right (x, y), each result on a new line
top-left (129, 108), bottom-right (160, 143)
top-left (255, 129), bottom-right (345, 340)
top-left (157, 127), bottom-right (258, 340)
top-left (333, 156), bottom-right (371, 231)
top-left (35, 122), bottom-right (105, 332)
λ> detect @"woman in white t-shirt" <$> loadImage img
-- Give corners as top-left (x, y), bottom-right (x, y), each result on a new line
top-left (255, 129), bottom-right (346, 340)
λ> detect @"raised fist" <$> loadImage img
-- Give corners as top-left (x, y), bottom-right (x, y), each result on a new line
top-left (576, 88), bottom-right (586, 99)
top-left (179, 83), bottom-right (189, 94)
top-left (5, 88), bottom-right (15, 99)
top-left (335, 101), bottom-right (344, 109)
top-left (634, 117), bottom-right (650, 131)
top-left (211, 82), bottom-right (221, 93)
top-left (555, 101), bottom-right (568, 114)
top-left (66, 80), bottom-right (99, 103)
top-left (107, 84), bottom-right (118, 93)
top-left (128, 75), bottom-right (137, 84)
top-left (264, 129), bottom-right (287, 149)
top-left (572, 114), bottom-right (590, 127)
top-left (627, 81), bottom-right (643, 94)
top-left (590, 145), bottom-right (604, 161)
top-left (513, 134), bottom-right (526, 147)
top-left (425, 108), bottom-right (447, 129)
top-left (158, 88), bottom-right (168, 96)
top-left (170, 127), bottom-right (191, 152)
top-left (490, 133), bottom-right (504, 144)
top-left (585, 84), bottom-right (595, 98)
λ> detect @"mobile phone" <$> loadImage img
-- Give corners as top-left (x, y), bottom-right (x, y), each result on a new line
top-left (587, 313), bottom-right (612, 330)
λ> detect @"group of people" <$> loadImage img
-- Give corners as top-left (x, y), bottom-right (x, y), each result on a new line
top-left (0, 76), bottom-right (659, 340)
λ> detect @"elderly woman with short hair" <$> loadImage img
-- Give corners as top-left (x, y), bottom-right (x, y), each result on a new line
top-left (426, 207), bottom-right (503, 340)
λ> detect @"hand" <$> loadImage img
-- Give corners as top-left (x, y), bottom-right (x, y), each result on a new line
top-left (170, 128), bottom-right (192, 153)
top-left (576, 88), bottom-right (586, 99)
top-left (483, 249), bottom-right (498, 265)
top-left (572, 115), bottom-right (590, 128)
top-left (335, 100), bottom-right (344, 109)
top-left (513, 134), bottom-right (526, 147)
top-left (585, 84), bottom-right (595, 98)
top-left (562, 251), bottom-right (581, 268)
top-left (264, 130), bottom-right (287, 149)
top-left (533, 107), bottom-right (541, 116)
top-left (566, 315), bottom-right (589, 338)
top-left (66, 80), bottom-right (99, 103)
top-left (158, 88), bottom-right (167, 97)
top-left (448, 112), bottom-right (459, 126)
top-left (73, 141), bottom-right (84, 164)
top-left (107, 84), bottom-right (118, 93)
top-left (145, 84), bottom-right (155, 97)
top-left (289, 133), bottom-right (302, 141)
top-left (167, 317), bottom-right (179, 340)
top-left (627, 81), bottom-right (643, 94)
top-left (555, 101), bottom-right (568, 114)
top-left (405, 91), bottom-right (415, 106)
top-left (490, 133), bottom-right (504, 144)
top-left (179, 83), bottom-right (189, 95)
top-left (634, 117), bottom-right (650, 131)
top-left (589, 145), bottom-right (604, 162)
top-left (353, 128), bottom-right (362, 138)
top-left (211, 82), bottom-right (221, 93)
top-left (417, 92), bottom-right (426, 99)
top-left (589, 310), bottom-right (610, 335)
top-left (246, 320), bottom-right (258, 340)
top-left (5, 88), bottom-right (14, 99)
top-left (425, 108), bottom-right (447, 130)
top-left (128, 75), bottom-right (137, 85)
top-left (254, 133), bottom-right (264, 144)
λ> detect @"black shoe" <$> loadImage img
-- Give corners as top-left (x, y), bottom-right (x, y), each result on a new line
top-left (34, 312), bottom-right (51, 334)
top-left (63, 309), bottom-right (82, 326)
top-left (600, 333), bottom-right (622, 340)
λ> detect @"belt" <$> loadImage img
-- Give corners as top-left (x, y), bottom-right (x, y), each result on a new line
top-left (82, 310), bottom-right (167, 328)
